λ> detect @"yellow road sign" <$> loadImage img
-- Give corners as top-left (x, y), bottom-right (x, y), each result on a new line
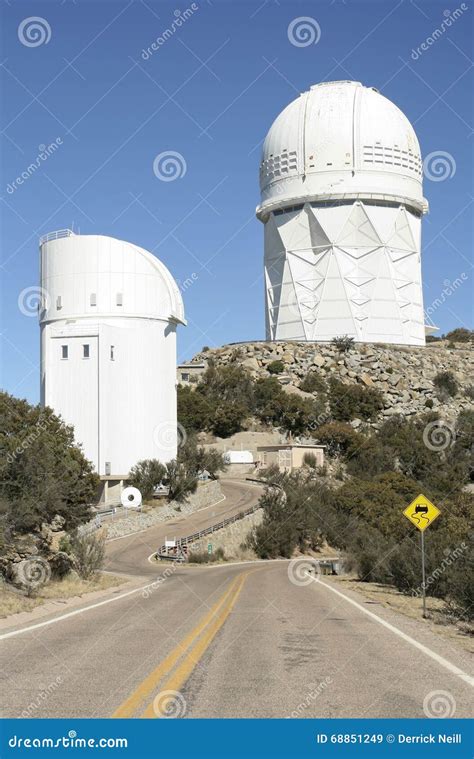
top-left (403, 494), bottom-right (440, 531)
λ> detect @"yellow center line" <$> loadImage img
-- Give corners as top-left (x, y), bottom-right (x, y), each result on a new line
top-left (141, 570), bottom-right (253, 718)
top-left (112, 573), bottom-right (242, 718)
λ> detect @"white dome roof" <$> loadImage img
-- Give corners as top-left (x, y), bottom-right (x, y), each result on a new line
top-left (39, 232), bottom-right (185, 325)
top-left (257, 81), bottom-right (427, 219)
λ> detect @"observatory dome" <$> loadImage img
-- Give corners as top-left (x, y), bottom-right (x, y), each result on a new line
top-left (257, 81), bottom-right (428, 219)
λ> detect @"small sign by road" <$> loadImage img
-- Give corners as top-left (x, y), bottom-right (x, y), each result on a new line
top-left (403, 494), bottom-right (440, 531)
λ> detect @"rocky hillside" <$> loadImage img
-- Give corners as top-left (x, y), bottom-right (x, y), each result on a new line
top-left (190, 340), bottom-right (473, 426)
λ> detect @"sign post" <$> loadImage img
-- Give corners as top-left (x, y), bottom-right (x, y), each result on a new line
top-left (403, 494), bottom-right (441, 619)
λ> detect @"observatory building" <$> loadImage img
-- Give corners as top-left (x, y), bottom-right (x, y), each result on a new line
top-left (39, 231), bottom-right (185, 497)
top-left (257, 81), bottom-right (429, 346)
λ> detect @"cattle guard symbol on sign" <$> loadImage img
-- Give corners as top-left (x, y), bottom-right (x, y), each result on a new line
top-left (403, 493), bottom-right (441, 619)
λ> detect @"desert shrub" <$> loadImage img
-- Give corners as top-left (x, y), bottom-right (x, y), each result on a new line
top-left (188, 547), bottom-right (225, 563)
top-left (328, 379), bottom-right (383, 422)
top-left (315, 422), bottom-right (362, 458)
top-left (331, 335), bottom-right (355, 353)
top-left (444, 328), bottom-right (472, 343)
top-left (434, 371), bottom-right (458, 398)
top-left (177, 385), bottom-right (213, 432)
top-left (129, 459), bottom-right (166, 500)
top-left (277, 394), bottom-right (326, 436)
top-left (165, 460), bottom-right (198, 502)
top-left (267, 360), bottom-right (285, 374)
top-left (69, 531), bottom-right (105, 579)
top-left (425, 398), bottom-right (434, 409)
top-left (299, 372), bottom-right (326, 394)
top-left (209, 402), bottom-right (248, 437)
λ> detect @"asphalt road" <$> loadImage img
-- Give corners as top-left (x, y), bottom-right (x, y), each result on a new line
top-left (104, 478), bottom-right (263, 576)
top-left (0, 480), bottom-right (472, 719)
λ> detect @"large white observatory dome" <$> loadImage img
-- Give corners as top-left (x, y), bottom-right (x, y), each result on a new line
top-left (258, 80), bottom-right (427, 218)
top-left (258, 81), bottom-right (429, 346)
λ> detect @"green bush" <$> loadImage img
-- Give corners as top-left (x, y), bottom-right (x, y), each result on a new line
top-left (267, 360), bottom-right (285, 375)
top-left (299, 371), bottom-right (326, 394)
top-left (444, 328), bottom-right (472, 343)
top-left (303, 452), bottom-right (317, 468)
top-left (328, 379), bottom-right (383, 421)
top-left (129, 459), bottom-right (166, 500)
top-left (315, 422), bottom-right (362, 458)
top-left (0, 392), bottom-right (98, 537)
top-left (434, 371), bottom-right (458, 398)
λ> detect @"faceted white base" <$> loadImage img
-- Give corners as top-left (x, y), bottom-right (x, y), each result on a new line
top-left (264, 200), bottom-right (425, 346)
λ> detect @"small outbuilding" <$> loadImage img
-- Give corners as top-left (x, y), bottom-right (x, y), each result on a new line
top-left (257, 444), bottom-right (325, 472)
top-left (223, 450), bottom-right (254, 465)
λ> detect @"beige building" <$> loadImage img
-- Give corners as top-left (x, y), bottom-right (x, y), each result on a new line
top-left (257, 444), bottom-right (325, 472)
top-left (177, 362), bottom-right (207, 384)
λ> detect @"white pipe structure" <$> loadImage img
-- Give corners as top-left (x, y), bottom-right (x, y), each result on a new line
top-left (257, 81), bottom-right (430, 346)
top-left (39, 231), bottom-right (185, 477)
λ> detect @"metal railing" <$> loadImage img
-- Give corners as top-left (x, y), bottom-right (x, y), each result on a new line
top-left (39, 229), bottom-right (75, 245)
top-left (156, 501), bottom-right (262, 561)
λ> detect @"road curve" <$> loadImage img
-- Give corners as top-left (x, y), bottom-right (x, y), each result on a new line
top-left (104, 478), bottom-right (263, 577)
top-left (0, 557), bottom-right (472, 718)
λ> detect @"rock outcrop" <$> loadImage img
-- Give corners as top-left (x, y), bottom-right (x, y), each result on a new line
top-left (190, 341), bottom-right (473, 426)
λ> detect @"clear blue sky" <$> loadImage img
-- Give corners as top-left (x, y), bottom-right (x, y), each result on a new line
top-left (1, 0), bottom-right (472, 404)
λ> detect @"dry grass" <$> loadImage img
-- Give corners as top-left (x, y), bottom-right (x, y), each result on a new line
top-left (332, 575), bottom-right (473, 655)
top-left (0, 573), bottom-right (125, 619)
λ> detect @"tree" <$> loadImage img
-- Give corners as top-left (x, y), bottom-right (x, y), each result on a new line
top-left (0, 391), bottom-right (98, 538)
top-left (315, 422), bottom-right (363, 458)
top-left (177, 385), bottom-right (212, 432)
top-left (178, 436), bottom-right (226, 479)
top-left (164, 460), bottom-right (198, 502)
top-left (129, 459), bottom-right (166, 500)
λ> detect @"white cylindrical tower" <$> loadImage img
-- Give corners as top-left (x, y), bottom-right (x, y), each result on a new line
top-left (39, 231), bottom-right (186, 478)
top-left (257, 81), bottom-right (429, 345)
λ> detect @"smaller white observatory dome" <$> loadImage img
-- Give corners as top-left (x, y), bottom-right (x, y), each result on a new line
top-left (257, 80), bottom-right (428, 218)
top-left (39, 230), bottom-right (185, 481)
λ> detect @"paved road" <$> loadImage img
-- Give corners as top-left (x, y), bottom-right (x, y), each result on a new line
top-left (1, 559), bottom-right (472, 718)
top-left (104, 478), bottom-right (263, 576)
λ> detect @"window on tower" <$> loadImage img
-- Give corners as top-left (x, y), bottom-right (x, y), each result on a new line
top-left (110, 345), bottom-right (115, 361)
top-left (61, 345), bottom-right (68, 359)
top-left (83, 344), bottom-right (90, 359)
top-left (116, 293), bottom-right (123, 306)
top-left (90, 293), bottom-right (97, 306)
